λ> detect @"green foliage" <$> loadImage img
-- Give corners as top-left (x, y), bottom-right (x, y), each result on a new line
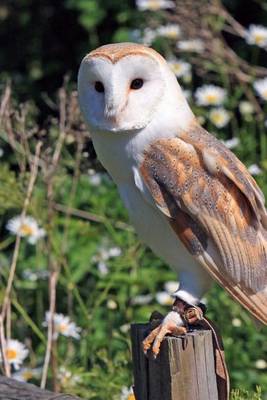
top-left (231, 386), bottom-right (262, 400)
top-left (0, 163), bottom-right (24, 213)
top-left (0, 0), bottom-right (267, 399)
top-left (67, 0), bottom-right (106, 30)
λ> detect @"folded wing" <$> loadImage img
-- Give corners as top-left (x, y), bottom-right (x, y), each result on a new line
top-left (140, 124), bottom-right (267, 324)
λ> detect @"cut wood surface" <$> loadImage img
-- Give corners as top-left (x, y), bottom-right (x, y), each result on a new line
top-left (0, 375), bottom-right (83, 400)
top-left (131, 323), bottom-right (219, 400)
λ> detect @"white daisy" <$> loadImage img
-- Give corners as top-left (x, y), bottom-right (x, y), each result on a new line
top-left (157, 24), bottom-right (181, 40)
top-left (107, 299), bottom-right (118, 310)
top-left (97, 260), bottom-right (109, 276)
top-left (232, 318), bottom-right (242, 327)
top-left (97, 246), bottom-right (121, 261)
top-left (209, 108), bottom-right (230, 128)
top-left (120, 386), bottom-right (135, 400)
top-left (27, 229), bottom-right (46, 244)
top-left (255, 359), bottom-right (267, 369)
top-left (6, 215), bottom-right (46, 245)
top-left (129, 29), bottom-right (142, 43)
top-left (131, 294), bottom-right (153, 305)
top-left (164, 281), bottom-right (179, 294)
top-left (88, 169), bottom-right (103, 186)
top-left (248, 164), bottom-right (262, 176)
top-left (253, 77), bottom-right (267, 101)
top-left (66, 133), bottom-right (75, 144)
top-left (245, 24), bottom-right (267, 48)
top-left (0, 339), bottom-right (29, 370)
top-left (177, 39), bottom-right (204, 53)
top-left (155, 291), bottom-right (173, 306)
top-left (58, 366), bottom-right (81, 386)
top-left (167, 59), bottom-right (191, 81)
top-left (136, 0), bottom-right (175, 11)
top-left (96, 245), bottom-right (122, 261)
top-left (13, 367), bottom-right (41, 382)
top-left (130, 28), bottom-right (157, 46)
top-left (120, 324), bottom-right (131, 333)
top-left (195, 85), bottom-right (227, 106)
top-left (223, 137), bottom-right (240, 149)
top-left (93, 245), bottom-right (121, 275)
top-left (142, 28), bottom-right (158, 45)
top-left (239, 101), bottom-right (254, 115)
top-left (22, 269), bottom-right (49, 281)
top-left (196, 115), bottom-right (206, 125)
top-left (108, 247), bottom-right (122, 257)
top-left (44, 312), bottom-right (81, 340)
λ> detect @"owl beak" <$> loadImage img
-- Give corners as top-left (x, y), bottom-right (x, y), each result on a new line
top-left (104, 104), bottom-right (118, 121)
top-left (104, 86), bottom-right (124, 123)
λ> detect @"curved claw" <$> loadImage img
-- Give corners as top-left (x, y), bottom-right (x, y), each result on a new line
top-left (142, 321), bottom-right (187, 358)
top-left (143, 325), bottom-right (161, 355)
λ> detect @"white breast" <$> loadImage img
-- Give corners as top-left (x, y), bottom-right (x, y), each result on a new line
top-left (90, 112), bottom-right (212, 299)
top-left (118, 181), bottom-right (212, 298)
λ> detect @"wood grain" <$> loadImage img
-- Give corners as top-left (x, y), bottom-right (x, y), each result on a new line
top-left (131, 324), bottom-right (219, 400)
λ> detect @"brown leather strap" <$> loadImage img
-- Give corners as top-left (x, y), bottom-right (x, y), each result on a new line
top-left (183, 306), bottom-right (230, 400)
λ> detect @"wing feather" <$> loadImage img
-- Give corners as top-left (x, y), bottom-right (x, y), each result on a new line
top-left (180, 127), bottom-right (267, 229)
top-left (140, 126), bottom-right (267, 324)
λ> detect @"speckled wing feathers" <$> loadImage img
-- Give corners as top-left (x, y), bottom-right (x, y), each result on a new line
top-left (140, 124), bottom-right (267, 324)
top-left (180, 127), bottom-right (267, 230)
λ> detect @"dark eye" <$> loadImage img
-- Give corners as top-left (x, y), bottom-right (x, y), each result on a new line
top-left (130, 78), bottom-right (144, 90)
top-left (94, 81), bottom-right (104, 93)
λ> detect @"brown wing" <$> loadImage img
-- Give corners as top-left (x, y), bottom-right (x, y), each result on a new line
top-left (180, 125), bottom-right (267, 230)
top-left (140, 125), bottom-right (267, 324)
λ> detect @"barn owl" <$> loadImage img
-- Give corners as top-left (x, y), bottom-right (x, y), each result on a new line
top-left (78, 43), bottom-right (267, 357)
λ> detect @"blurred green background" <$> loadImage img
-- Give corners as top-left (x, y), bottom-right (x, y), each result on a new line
top-left (0, 1), bottom-right (267, 399)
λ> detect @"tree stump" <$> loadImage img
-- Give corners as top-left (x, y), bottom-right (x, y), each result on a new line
top-left (131, 324), bottom-right (220, 400)
top-left (0, 376), bottom-right (82, 399)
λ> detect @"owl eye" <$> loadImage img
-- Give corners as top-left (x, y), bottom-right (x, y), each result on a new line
top-left (94, 81), bottom-right (105, 93)
top-left (130, 78), bottom-right (144, 90)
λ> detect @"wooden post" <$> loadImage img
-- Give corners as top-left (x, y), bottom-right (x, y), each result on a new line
top-left (131, 324), bottom-right (219, 400)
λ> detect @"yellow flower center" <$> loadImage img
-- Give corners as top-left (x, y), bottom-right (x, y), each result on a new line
top-left (147, 0), bottom-right (161, 10)
top-left (212, 114), bottom-right (224, 124)
top-left (254, 33), bottom-right (266, 45)
top-left (6, 349), bottom-right (17, 360)
top-left (22, 371), bottom-right (33, 380)
top-left (127, 394), bottom-right (135, 400)
top-left (173, 65), bottom-right (182, 73)
top-left (59, 323), bottom-right (68, 333)
top-left (166, 299), bottom-right (173, 305)
top-left (206, 94), bottom-right (218, 104)
top-left (161, 296), bottom-right (173, 306)
top-left (262, 89), bottom-right (267, 99)
top-left (166, 31), bottom-right (178, 39)
top-left (20, 224), bottom-right (34, 236)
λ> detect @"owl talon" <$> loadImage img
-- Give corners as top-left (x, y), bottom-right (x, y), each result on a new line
top-left (142, 321), bottom-right (187, 357)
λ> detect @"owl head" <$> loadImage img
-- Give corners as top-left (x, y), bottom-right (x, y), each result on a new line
top-left (78, 43), bottom-right (187, 133)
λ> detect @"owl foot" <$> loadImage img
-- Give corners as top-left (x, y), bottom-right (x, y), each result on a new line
top-left (142, 311), bottom-right (187, 358)
top-left (172, 298), bottom-right (206, 324)
top-left (183, 305), bottom-right (204, 324)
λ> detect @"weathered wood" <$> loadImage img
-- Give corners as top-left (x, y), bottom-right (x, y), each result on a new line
top-left (0, 376), bottom-right (82, 399)
top-left (131, 324), bottom-right (219, 400)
